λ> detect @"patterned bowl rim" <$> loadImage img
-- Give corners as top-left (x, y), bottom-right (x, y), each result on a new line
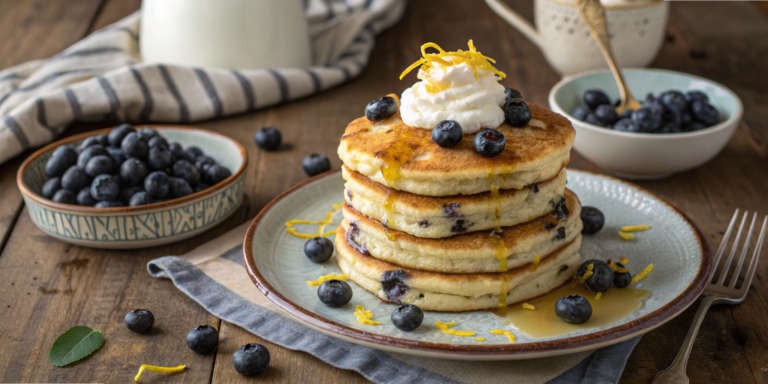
top-left (17, 125), bottom-right (248, 214)
top-left (243, 168), bottom-right (713, 356)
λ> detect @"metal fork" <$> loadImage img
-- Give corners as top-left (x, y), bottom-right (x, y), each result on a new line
top-left (652, 209), bottom-right (767, 384)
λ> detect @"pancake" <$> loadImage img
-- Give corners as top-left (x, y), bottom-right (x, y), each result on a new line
top-left (341, 189), bottom-right (582, 273)
top-left (336, 227), bottom-right (581, 312)
top-left (337, 103), bottom-right (575, 197)
top-left (343, 166), bottom-right (567, 238)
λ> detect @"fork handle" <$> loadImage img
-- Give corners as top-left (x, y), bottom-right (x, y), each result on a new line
top-left (652, 296), bottom-right (718, 384)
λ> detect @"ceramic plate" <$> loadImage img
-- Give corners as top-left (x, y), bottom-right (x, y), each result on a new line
top-left (244, 169), bottom-right (711, 360)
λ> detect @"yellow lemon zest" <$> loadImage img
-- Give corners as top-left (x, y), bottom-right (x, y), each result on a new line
top-left (607, 260), bottom-right (619, 271)
top-left (399, 40), bottom-right (506, 82)
top-left (307, 273), bottom-right (348, 286)
top-left (578, 263), bottom-right (594, 284)
top-left (529, 254), bottom-right (540, 271)
top-left (490, 329), bottom-right (515, 343)
top-left (595, 292), bottom-right (602, 300)
top-left (135, 364), bottom-right (185, 382)
top-left (522, 303), bottom-right (535, 310)
top-left (354, 305), bottom-right (380, 325)
top-left (286, 203), bottom-right (343, 239)
top-left (631, 264), bottom-right (654, 285)
top-left (476, 337), bottom-right (485, 342)
top-left (618, 231), bottom-right (634, 241)
top-left (620, 257), bottom-right (629, 264)
top-left (621, 225), bottom-right (650, 232)
top-left (436, 321), bottom-right (475, 337)
top-left (617, 268), bottom-right (629, 273)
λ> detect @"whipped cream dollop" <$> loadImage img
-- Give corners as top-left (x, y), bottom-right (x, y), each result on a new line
top-left (400, 60), bottom-right (506, 134)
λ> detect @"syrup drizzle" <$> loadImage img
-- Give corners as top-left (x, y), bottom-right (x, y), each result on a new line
top-left (383, 190), bottom-right (398, 241)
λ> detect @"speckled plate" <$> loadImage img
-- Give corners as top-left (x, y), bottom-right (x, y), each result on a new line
top-left (243, 169), bottom-right (711, 360)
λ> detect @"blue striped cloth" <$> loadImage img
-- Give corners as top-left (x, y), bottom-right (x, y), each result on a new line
top-left (0, 0), bottom-right (406, 165)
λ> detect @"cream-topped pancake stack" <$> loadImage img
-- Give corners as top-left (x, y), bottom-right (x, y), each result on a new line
top-left (336, 41), bottom-right (582, 312)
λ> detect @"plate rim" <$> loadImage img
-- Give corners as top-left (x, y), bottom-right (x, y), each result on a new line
top-left (243, 168), bottom-right (712, 356)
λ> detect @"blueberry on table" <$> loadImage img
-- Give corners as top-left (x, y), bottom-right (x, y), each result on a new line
top-left (690, 99), bottom-right (719, 127)
top-left (302, 154), bottom-right (331, 177)
top-left (186, 325), bottom-right (219, 354)
top-left (94, 200), bottom-right (123, 208)
top-left (631, 107), bottom-right (662, 132)
top-left (77, 145), bottom-right (109, 168)
top-left (124, 309), bottom-right (154, 334)
top-left (576, 259), bottom-right (614, 292)
top-left (44, 146), bottom-right (78, 177)
top-left (317, 280), bottom-right (352, 307)
top-left (571, 106), bottom-right (589, 121)
top-left (119, 186), bottom-right (143, 205)
top-left (431, 120), bottom-right (463, 148)
top-left (144, 171), bottom-right (170, 198)
top-left (119, 158), bottom-right (148, 186)
top-left (90, 174), bottom-right (120, 202)
top-left (232, 343), bottom-right (270, 376)
top-left (255, 127), bottom-right (282, 151)
top-left (391, 304), bottom-right (424, 331)
top-left (169, 177), bottom-right (193, 198)
top-left (121, 132), bottom-right (149, 158)
top-left (594, 104), bottom-right (619, 126)
top-left (583, 89), bottom-right (611, 110)
top-left (77, 187), bottom-right (96, 206)
top-left (555, 295), bottom-right (592, 324)
top-left (61, 166), bottom-right (89, 192)
top-left (129, 191), bottom-right (155, 206)
top-left (304, 237), bottom-right (334, 263)
top-left (613, 118), bottom-right (640, 133)
top-left (685, 91), bottom-right (708, 104)
top-left (108, 124), bottom-right (136, 147)
top-left (584, 113), bottom-right (605, 127)
top-left (580, 206), bottom-right (605, 235)
top-left (147, 147), bottom-right (173, 171)
top-left (473, 129), bottom-right (506, 158)
top-left (52, 189), bottom-right (75, 204)
top-left (365, 96), bottom-right (398, 122)
top-left (504, 87), bottom-right (523, 100)
top-left (503, 98), bottom-right (532, 127)
top-left (147, 135), bottom-right (168, 149)
top-left (84, 155), bottom-right (114, 177)
top-left (41, 177), bottom-right (62, 199)
top-left (172, 160), bottom-right (201, 186)
top-left (614, 268), bottom-right (632, 288)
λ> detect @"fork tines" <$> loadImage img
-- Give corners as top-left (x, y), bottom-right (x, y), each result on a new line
top-left (709, 209), bottom-right (767, 295)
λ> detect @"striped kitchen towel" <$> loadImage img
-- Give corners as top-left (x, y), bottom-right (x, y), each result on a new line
top-left (0, 0), bottom-right (406, 165)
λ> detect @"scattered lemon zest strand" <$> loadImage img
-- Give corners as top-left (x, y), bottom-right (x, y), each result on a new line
top-left (436, 321), bottom-right (475, 337)
top-left (307, 273), bottom-right (348, 286)
top-left (286, 203), bottom-right (343, 239)
top-left (522, 303), bottom-right (535, 310)
top-left (618, 231), bottom-right (634, 241)
top-left (135, 364), bottom-right (185, 382)
top-left (608, 260), bottom-right (619, 271)
top-left (354, 305), bottom-right (380, 325)
top-left (620, 257), bottom-right (629, 264)
top-left (578, 263), bottom-right (594, 284)
top-left (617, 267), bottom-right (629, 273)
top-left (399, 40), bottom-right (506, 82)
top-left (529, 254), bottom-right (540, 271)
top-left (631, 264), bottom-right (654, 285)
top-left (476, 337), bottom-right (485, 342)
top-left (621, 225), bottom-right (650, 232)
top-left (490, 329), bottom-right (515, 343)
top-left (595, 292), bottom-right (602, 300)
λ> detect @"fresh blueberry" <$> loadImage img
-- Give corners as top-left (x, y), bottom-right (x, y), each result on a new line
top-left (194, 156), bottom-right (216, 173)
top-left (659, 123), bottom-right (683, 134)
top-left (186, 146), bottom-right (204, 157)
top-left (685, 91), bottom-right (708, 104)
top-left (180, 149), bottom-right (198, 163)
top-left (690, 100), bottom-right (719, 127)
top-left (61, 166), bottom-right (89, 192)
top-left (391, 304), bottom-right (424, 331)
top-left (137, 128), bottom-right (158, 140)
top-left (576, 260), bottom-right (614, 292)
top-left (106, 147), bottom-right (126, 172)
top-left (580, 206), bottom-right (605, 235)
top-left (504, 87), bottom-right (523, 100)
top-left (95, 134), bottom-right (110, 147)
top-left (255, 127), bottom-right (282, 150)
top-left (317, 280), bottom-right (352, 307)
top-left (129, 191), bottom-right (154, 206)
top-left (614, 266), bottom-right (632, 288)
top-left (45, 146), bottom-right (78, 177)
top-left (431, 120), bottom-right (463, 148)
top-left (168, 142), bottom-right (185, 159)
top-left (94, 200), bottom-right (123, 208)
top-left (503, 98), bottom-right (532, 127)
top-left (186, 325), bottom-right (219, 354)
top-left (121, 132), bottom-right (149, 158)
top-left (119, 186), bottom-right (143, 205)
top-left (173, 160), bottom-right (201, 185)
top-left (594, 105), bottom-right (619, 126)
top-left (661, 109), bottom-right (682, 127)
top-left (620, 109), bottom-right (634, 119)
top-left (119, 158), bottom-right (148, 186)
top-left (79, 136), bottom-right (102, 150)
top-left (232, 343), bottom-right (270, 376)
top-left (555, 295), bottom-right (592, 324)
top-left (148, 135), bottom-right (168, 149)
top-left (302, 154), bottom-right (331, 177)
top-left (147, 147), bottom-right (173, 171)
top-left (52, 189), bottom-right (75, 204)
top-left (90, 174), bottom-right (120, 202)
top-left (194, 183), bottom-right (210, 192)
top-left (584, 113), bottom-right (605, 127)
top-left (660, 91), bottom-right (688, 113)
top-left (631, 107), bottom-right (662, 132)
top-left (205, 165), bottom-right (232, 184)
top-left (84, 155), bottom-right (114, 177)
top-left (76, 145), bottom-right (109, 168)
top-left (571, 106), bottom-right (590, 121)
top-left (644, 98), bottom-right (665, 115)
top-left (108, 124), bottom-right (136, 147)
top-left (680, 112), bottom-right (693, 127)
top-left (613, 118), bottom-right (640, 132)
top-left (144, 171), bottom-right (170, 198)
top-left (583, 89), bottom-right (611, 110)
top-left (124, 309), bottom-right (154, 334)
top-left (304, 237), bottom-right (334, 263)
top-left (77, 187), bottom-right (96, 206)
top-left (473, 129), bottom-right (506, 157)
top-left (169, 177), bottom-right (193, 198)
top-left (365, 96), bottom-right (398, 122)
top-left (41, 177), bottom-right (62, 199)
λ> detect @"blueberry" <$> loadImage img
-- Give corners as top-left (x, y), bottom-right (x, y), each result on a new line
top-left (84, 155), bottom-right (113, 177)
top-left (571, 106), bottom-right (590, 121)
top-left (137, 128), bottom-right (158, 140)
top-left (108, 124), bottom-right (136, 147)
top-left (317, 280), bottom-right (352, 307)
top-left (644, 98), bottom-right (665, 115)
top-left (90, 174), bottom-right (120, 202)
top-left (119, 186), bottom-right (143, 205)
top-left (206, 164), bottom-right (232, 184)
top-left (194, 183), bottom-right (210, 192)
top-left (473, 129), bottom-right (506, 158)
top-left (555, 295), bottom-right (592, 324)
top-left (171, 160), bottom-right (200, 186)
top-left (504, 87), bottom-right (523, 100)
top-left (77, 187), bottom-right (96, 206)
top-left (632, 107), bottom-right (662, 132)
top-left (77, 145), bottom-right (109, 168)
top-left (119, 158), bottom-right (148, 186)
top-left (661, 109), bottom-right (682, 127)
top-left (659, 123), bottom-right (683, 134)
top-left (148, 135), bottom-right (168, 149)
top-left (187, 146), bottom-right (204, 157)
top-left (660, 91), bottom-right (688, 113)
top-left (232, 343), bottom-right (270, 376)
top-left (593, 104), bottom-right (619, 126)
top-left (45, 146), bottom-right (78, 177)
top-left (690, 100), bottom-right (719, 127)
top-left (620, 109), bottom-right (634, 119)
top-left (128, 191), bottom-right (153, 206)
top-left (431, 120), bottom-right (463, 148)
top-left (194, 156), bottom-right (216, 173)
top-left (180, 149), bottom-right (198, 163)
top-left (186, 325), bottom-right (219, 354)
top-left (613, 118), bottom-right (640, 132)
top-left (147, 147), bottom-right (173, 171)
top-left (41, 177), bottom-right (62, 199)
top-left (503, 98), bottom-right (532, 127)
top-left (576, 260), bottom-right (614, 292)
top-left (168, 142), bottom-right (185, 159)
top-left (121, 132), bottom-right (149, 158)
top-left (52, 189), bottom-right (75, 204)
top-left (94, 200), bottom-right (123, 208)
top-left (580, 206), bottom-right (605, 235)
top-left (95, 134), bottom-right (110, 147)
top-left (584, 113), bottom-right (605, 127)
top-left (583, 89), bottom-right (611, 110)
top-left (304, 237), bottom-right (334, 263)
top-left (614, 267), bottom-right (632, 288)
top-left (680, 112), bottom-right (693, 127)
top-left (685, 91), bottom-right (708, 104)
top-left (79, 136), bottom-right (102, 150)
top-left (61, 166), bottom-right (89, 192)
top-left (144, 171), bottom-right (170, 198)
top-left (302, 154), bottom-right (331, 177)
top-left (365, 96), bottom-right (398, 122)
top-left (169, 177), bottom-right (193, 198)
top-left (255, 127), bottom-right (282, 150)
top-left (124, 309), bottom-right (154, 333)
top-left (391, 304), bottom-right (424, 331)
top-left (106, 147), bottom-right (126, 172)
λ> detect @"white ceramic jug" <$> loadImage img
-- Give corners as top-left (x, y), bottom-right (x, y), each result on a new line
top-left (485, 0), bottom-right (668, 76)
top-left (140, 0), bottom-right (312, 70)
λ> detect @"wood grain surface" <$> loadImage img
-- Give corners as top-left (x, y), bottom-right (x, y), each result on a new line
top-left (0, 0), bottom-right (767, 383)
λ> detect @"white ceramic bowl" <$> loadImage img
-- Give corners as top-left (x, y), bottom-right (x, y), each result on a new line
top-left (17, 125), bottom-right (247, 249)
top-left (549, 68), bottom-right (743, 179)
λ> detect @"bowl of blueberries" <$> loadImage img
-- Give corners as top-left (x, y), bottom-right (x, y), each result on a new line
top-left (549, 68), bottom-right (742, 179)
top-left (17, 124), bottom-right (247, 249)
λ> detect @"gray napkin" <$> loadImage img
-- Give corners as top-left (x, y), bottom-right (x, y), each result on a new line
top-left (148, 222), bottom-right (640, 384)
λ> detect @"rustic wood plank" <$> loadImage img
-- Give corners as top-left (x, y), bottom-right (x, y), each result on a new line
top-left (89, 0), bottom-right (142, 31)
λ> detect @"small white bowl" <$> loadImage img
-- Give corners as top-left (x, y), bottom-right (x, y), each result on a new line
top-left (549, 68), bottom-right (743, 179)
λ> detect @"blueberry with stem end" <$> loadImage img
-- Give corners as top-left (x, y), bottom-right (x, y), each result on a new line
top-left (503, 98), bottom-right (532, 127)
top-left (90, 174), bottom-right (120, 202)
top-left (580, 206), bottom-right (605, 235)
top-left (255, 127), bottom-right (282, 150)
top-left (473, 129), bottom-right (506, 158)
top-left (555, 295), bottom-right (592, 324)
top-left (186, 325), bottom-right (219, 354)
top-left (304, 237), bottom-right (334, 263)
top-left (391, 304), bottom-right (424, 331)
top-left (232, 343), bottom-right (270, 376)
top-left (317, 280), bottom-right (352, 307)
top-left (576, 259), bottom-right (614, 292)
top-left (431, 120), bottom-right (463, 148)
top-left (365, 96), bottom-right (398, 122)
top-left (124, 309), bottom-right (154, 333)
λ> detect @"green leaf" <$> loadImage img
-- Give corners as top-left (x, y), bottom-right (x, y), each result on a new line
top-left (49, 326), bottom-right (104, 367)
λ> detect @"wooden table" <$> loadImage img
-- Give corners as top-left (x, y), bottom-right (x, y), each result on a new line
top-left (0, 0), bottom-right (766, 383)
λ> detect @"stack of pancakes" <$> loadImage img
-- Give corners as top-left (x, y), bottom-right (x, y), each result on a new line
top-left (336, 103), bottom-right (582, 312)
